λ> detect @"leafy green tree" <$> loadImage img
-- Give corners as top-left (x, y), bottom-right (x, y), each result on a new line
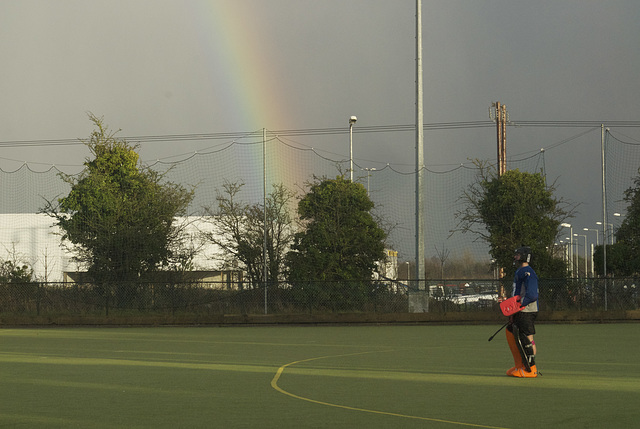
top-left (285, 175), bottom-right (387, 309)
top-left (455, 162), bottom-right (572, 278)
top-left (42, 114), bottom-right (194, 286)
top-left (593, 243), bottom-right (627, 276)
top-left (201, 181), bottom-right (295, 287)
top-left (598, 167), bottom-right (640, 276)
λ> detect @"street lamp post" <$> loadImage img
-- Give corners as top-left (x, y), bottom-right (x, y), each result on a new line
top-left (558, 241), bottom-right (568, 267)
top-left (583, 228), bottom-right (599, 277)
top-left (364, 167), bottom-right (376, 196)
top-left (583, 228), bottom-right (599, 247)
top-left (613, 212), bottom-right (625, 239)
top-left (574, 234), bottom-right (588, 278)
top-left (561, 223), bottom-right (573, 277)
top-left (596, 221), bottom-right (614, 244)
top-left (349, 116), bottom-right (357, 182)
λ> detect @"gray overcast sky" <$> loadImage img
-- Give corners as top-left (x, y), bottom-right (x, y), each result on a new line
top-left (2, 0), bottom-right (640, 231)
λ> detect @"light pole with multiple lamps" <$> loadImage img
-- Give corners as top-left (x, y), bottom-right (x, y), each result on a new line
top-left (349, 116), bottom-right (357, 182)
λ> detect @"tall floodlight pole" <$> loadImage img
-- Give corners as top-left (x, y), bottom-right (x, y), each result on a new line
top-left (415, 0), bottom-right (425, 292)
top-left (349, 116), bottom-right (357, 181)
top-left (601, 125), bottom-right (608, 310)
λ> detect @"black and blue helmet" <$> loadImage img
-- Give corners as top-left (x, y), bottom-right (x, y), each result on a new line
top-left (514, 246), bottom-right (532, 264)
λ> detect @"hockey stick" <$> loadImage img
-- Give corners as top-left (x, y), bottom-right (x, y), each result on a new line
top-left (487, 322), bottom-right (509, 342)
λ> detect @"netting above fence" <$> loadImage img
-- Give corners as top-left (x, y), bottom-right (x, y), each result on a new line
top-left (0, 127), bottom-right (638, 282)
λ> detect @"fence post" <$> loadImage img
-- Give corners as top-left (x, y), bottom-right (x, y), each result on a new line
top-left (36, 282), bottom-right (41, 316)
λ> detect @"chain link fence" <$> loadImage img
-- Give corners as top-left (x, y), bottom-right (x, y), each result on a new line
top-left (1, 278), bottom-right (638, 318)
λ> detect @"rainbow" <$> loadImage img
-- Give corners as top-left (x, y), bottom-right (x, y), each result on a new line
top-left (188, 1), bottom-right (326, 193)
top-left (191, 1), bottom-right (287, 132)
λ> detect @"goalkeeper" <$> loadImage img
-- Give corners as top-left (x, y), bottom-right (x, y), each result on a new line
top-left (505, 246), bottom-right (539, 378)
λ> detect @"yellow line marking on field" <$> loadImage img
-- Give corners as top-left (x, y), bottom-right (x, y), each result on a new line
top-left (270, 351), bottom-right (510, 429)
top-left (2, 349), bottom-right (637, 395)
top-left (0, 352), bottom-right (274, 374)
top-left (0, 413), bottom-right (128, 429)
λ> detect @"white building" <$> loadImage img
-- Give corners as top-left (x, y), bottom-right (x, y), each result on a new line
top-left (0, 214), bottom-right (226, 282)
top-left (0, 214), bottom-right (398, 283)
top-left (0, 213), bottom-right (71, 282)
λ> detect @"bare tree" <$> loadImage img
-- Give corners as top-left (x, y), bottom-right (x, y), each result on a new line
top-left (201, 181), bottom-right (296, 287)
top-left (434, 243), bottom-right (450, 280)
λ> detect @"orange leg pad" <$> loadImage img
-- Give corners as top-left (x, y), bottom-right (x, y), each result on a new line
top-left (506, 327), bottom-right (524, 368)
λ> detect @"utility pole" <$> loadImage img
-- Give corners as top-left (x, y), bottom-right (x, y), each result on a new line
top-left (490, 102), bottom-right (508, 298)
top-left (490, 102), bottom-right (507, 176)
top-left (263, 128), bottom-right (268, 315)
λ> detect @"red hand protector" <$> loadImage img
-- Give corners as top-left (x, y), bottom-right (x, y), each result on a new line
top-left (500, 295), bottom-right (523, 316)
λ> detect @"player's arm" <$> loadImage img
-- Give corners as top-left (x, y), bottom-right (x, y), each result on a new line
top-left (519, 271), bottom-right (538, 307)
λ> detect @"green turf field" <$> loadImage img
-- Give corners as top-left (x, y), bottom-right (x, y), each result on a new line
top-left (0, 323), bottom-right (638, 428)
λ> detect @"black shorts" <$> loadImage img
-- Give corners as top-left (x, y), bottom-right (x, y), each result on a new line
top-left (513, 311), bottom-right (537, 336)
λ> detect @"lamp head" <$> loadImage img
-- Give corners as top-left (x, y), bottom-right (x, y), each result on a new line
top-left (349, 116), bottom-right (357, 125)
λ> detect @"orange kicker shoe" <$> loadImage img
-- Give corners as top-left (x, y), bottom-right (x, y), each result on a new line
top-left (509, 365), bottom-right (538, 378)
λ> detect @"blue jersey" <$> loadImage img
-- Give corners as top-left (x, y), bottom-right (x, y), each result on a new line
top-left (512, 265), bottom-right (539, 312)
